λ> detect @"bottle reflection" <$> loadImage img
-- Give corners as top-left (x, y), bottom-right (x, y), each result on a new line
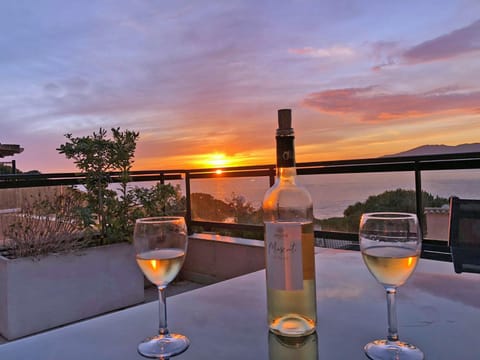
top-left (268, 332), bottom-right (318, 360)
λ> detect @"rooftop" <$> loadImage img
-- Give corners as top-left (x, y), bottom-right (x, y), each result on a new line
top-left (0, 144), bottom-right (23, 159)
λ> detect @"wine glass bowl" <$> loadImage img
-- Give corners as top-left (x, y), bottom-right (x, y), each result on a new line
top-left (359, 213), bottom-right (423, 360)
top-left (134, 217), bottom-right (190, 358)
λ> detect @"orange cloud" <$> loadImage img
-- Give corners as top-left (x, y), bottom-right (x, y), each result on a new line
top-left (303, 86), bottom-right (480, 122)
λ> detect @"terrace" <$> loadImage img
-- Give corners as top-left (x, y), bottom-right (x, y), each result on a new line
top-left (0, 151), bottom-right (479, 358)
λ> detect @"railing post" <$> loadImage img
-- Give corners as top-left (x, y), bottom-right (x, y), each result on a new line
top-left (414, 161), bottom-right (424, 233)
top-left (12, 160), bottom-right (16, 175)
top-left (185, 171), bottom-right (193, 234)
top-left (269, 166), bottom-right (275, 187)
top-left (159, 172), bottom-right (166, 214)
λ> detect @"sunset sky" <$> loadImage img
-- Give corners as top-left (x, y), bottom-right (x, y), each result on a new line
top-left (1, 1), bottom-right (479, 172)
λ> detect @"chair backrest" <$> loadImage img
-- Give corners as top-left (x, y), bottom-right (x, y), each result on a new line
top-left (448, 197), bottom-right (480, 273)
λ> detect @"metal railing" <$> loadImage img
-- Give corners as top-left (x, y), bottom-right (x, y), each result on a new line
top-left (2, 151), bottom-right (480, 261)
top-left (185, 152), bottom-right (480, 261)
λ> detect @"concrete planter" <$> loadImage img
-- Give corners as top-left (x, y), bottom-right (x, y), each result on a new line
top-left (181, 233), bottom-right (265, 284)
top-left (0, 242), bottom-right (144, 340)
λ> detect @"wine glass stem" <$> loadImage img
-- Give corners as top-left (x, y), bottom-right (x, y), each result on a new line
top-left (385, 287), bottom-right (399, 342)
top-left (158, 286), bottom-right (169, 335)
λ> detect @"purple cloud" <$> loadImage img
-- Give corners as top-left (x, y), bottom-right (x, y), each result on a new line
top-left (371, 19), bottom-right (480, 70)
top-left (303, 86), bottom-right (480, 122)
top-left (403, 19), bottom-right (480, 63)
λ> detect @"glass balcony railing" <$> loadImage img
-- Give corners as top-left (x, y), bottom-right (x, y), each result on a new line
top-left (1, 152), bottom-right (480, 262)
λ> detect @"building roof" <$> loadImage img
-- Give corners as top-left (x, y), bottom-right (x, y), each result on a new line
top-left (424, 204), bottom-right (450, 214)
top-left (0, 143), bottom-right (24, 158)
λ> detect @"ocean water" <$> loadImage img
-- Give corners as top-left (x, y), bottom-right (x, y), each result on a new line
top-left (186, 169), bottom-right (480, 219)
top-left (86, 168), bottom-right (479, 220)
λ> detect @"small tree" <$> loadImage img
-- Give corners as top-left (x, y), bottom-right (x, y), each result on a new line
top-left (107, 128), bottom-right (140, 240)
top-left (130, 183), bottom-right (186, 219)
top-left (227, 193), bottom-right (262, 225)
top-left (190, 193), bottom-right (233, 222)
top-left (339, 189), bottom-right (448, 232)
top-left (57, 128), bottom-right (139, 243)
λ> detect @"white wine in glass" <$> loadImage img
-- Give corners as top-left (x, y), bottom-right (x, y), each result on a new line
top-left (359, 213), bottom-right (424, 360)
top-left (137, 248), bottom-right (186, 287)
top-left (134, 217), bottom-right (189, 358)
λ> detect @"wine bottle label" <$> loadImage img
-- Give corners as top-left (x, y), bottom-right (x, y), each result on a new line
top-left (265, 222), bottom-right (303, 290)
top-left (276, 136), bottom-right (295, 168)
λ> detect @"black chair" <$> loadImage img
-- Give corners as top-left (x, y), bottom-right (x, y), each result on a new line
top-left (448, 197), bottom-right (480, 274)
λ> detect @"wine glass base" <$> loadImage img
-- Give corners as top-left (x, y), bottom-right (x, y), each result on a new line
top-left (365, 339), bottom-right (424, 360)
top-left (138, 333), bottom-right (190, 359)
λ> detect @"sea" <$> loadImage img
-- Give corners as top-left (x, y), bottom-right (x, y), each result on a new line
top-left (157, 168), bottom-right (480, 219)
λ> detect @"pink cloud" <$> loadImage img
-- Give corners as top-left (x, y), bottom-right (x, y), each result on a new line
top-left (303, 86), bottom-right (480, 122)
top-left (288, 46), bottom-right (354, 58)
top-left (403, 19), bottom-right (480, 63)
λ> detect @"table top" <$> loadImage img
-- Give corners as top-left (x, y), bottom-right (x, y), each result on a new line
top-left (0, 248), bottom-right (478, 359)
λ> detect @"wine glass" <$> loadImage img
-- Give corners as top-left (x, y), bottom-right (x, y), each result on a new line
top-left (359, 213), bottom-right (423, 360)
top-left (134, 217), bottom-right (190, 358)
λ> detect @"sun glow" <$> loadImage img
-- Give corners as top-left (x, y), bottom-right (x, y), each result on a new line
top-left (176, 152), bottom-right (262, 172)
top-left (208, 153), bottom-right (229, 167)
top-left (197, 152), bottom-right (238, 169)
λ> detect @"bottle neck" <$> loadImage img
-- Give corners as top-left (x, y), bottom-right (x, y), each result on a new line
top-left (276, 134), bottom-right (296, 181)
top-left (277, 168), bottom-right (297, 185)
top-left (276, 135), bottom-right (295, 167)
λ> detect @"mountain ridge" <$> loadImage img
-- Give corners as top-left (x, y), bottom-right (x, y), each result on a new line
top-left (384, 143), bottom-right (480, 157)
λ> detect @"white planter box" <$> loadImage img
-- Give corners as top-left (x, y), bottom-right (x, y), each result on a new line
top-left (0, 242), bottom-right (144, 340)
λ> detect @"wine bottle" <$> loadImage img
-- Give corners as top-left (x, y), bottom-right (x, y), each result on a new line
top-left (263, 109), bottom-right (317, 337)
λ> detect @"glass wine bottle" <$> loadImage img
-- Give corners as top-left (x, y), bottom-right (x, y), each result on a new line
top-left (262, 109), bottom-right (317, 337)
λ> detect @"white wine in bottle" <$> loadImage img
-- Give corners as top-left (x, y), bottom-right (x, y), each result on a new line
top-left (263, 109), bottom-right (317, 337)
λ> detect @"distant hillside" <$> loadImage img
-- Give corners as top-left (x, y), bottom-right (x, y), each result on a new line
top-left (385, 143), bottom-right (480, 157)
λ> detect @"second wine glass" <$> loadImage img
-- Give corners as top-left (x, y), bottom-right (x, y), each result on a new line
top-left (134, 216), bottom-right (190, 359)
top-left (359, 212), bottom-right (423, 360)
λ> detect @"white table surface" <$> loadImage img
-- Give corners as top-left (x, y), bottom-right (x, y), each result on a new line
top-left (0, 248), bottom-right (478, 359)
